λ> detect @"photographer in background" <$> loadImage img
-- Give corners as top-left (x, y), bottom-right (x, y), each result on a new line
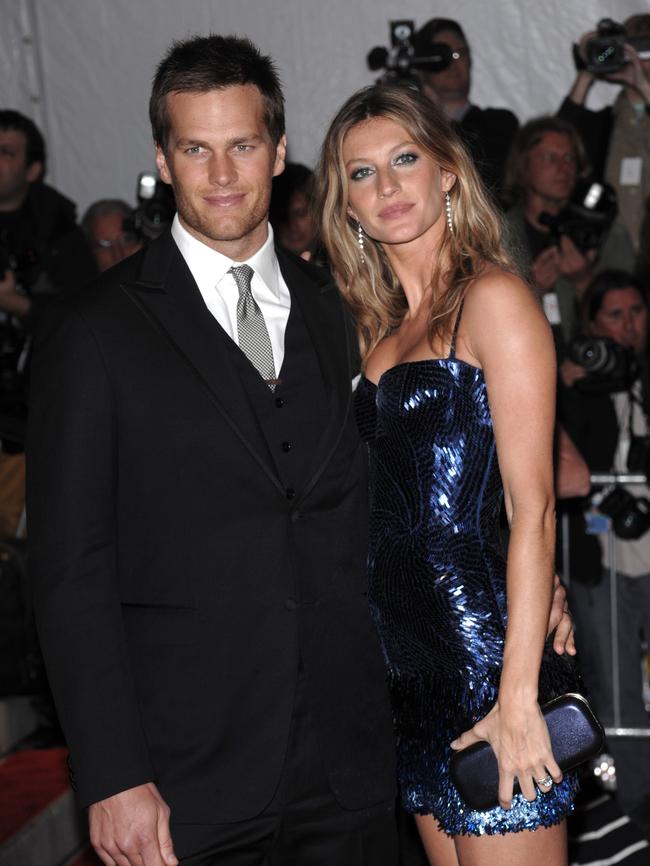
top-left (558, 269), bottom-right (650, 833)
top-left (414, 17), bottom-right (518, 201)
top-left (0, 110), bottom-right (96, 536)
top-left (504, 116), bottom-right (635, 352)
top-left (558, 15), bottom-right (650, 255)
top-left (82, 198), bottom-right (141, 273)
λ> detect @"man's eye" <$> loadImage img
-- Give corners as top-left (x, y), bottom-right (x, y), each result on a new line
top-left (394, 152), bottom-right (418, 166)
top-left (186, 146), bottom-right (204, 155)
top-left (235, 144), bottom-right (253, 152)
top-left (350, 166), bottom-right (373, 181)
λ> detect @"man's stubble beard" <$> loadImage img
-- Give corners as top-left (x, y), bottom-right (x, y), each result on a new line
top-left (175, 187), bottom-right (271, 246)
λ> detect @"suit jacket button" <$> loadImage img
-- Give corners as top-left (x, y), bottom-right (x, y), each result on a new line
top-left (275, 397), bottom-right (285, 408)
top-left (284, 598), bottom-right (298, 611)
top-left (286, 487), bottom-right (296, 500)
top-left (281, 441), bottom-right (292, 453)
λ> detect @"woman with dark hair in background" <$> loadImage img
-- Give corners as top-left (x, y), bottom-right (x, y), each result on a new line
top-left (269, 161), bottom-right (318, 256)
top-left (316, 83), bottom-right (579, 866)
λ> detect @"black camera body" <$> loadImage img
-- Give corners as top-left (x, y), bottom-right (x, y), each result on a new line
top-left (367, 20), bottom-right (459, 82)
top-left (599, 485), bottom-right (650, 540)
top-left (539, 178), bottom-right (617, 255)
top-left (124, 172), bottom-right (175, 242)
top-left (584, 18), bottom-right (650, 75)
top-left (569, 336), bottom-right (639, 395)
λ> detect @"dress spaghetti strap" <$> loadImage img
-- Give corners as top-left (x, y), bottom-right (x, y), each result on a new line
top-left (448, 300), bottom-right (465, 359)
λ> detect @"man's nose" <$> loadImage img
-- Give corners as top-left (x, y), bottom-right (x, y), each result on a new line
top-left (208, 154), bottom-right (237, 186)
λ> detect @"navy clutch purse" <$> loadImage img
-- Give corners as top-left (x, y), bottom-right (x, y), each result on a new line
top-left (449, 692), bottom-right (604, 811)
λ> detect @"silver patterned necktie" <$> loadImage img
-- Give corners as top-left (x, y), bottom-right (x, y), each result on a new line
top-left (229, 264), bottom-right (277, 391)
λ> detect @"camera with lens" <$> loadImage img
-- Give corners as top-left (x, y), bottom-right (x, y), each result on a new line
top-left (599, 485), bottom-right (650, 540)
top-left (538, 178), bottom-right (617, 255)
top-left (569, 336), bottom-right (639, 395)
top-left (582, 18), bottom-right (650, 76)
top-left (124, 172), bottom-right (176, 242)
top-left (367, 20), bottom-right (460, 83)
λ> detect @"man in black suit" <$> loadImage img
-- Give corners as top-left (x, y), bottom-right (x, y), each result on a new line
top-left (27, 35), bottom-right (397, 866)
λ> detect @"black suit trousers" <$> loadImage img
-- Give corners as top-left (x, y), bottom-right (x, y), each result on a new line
top-left (172, 668), bottom-right (398, 866)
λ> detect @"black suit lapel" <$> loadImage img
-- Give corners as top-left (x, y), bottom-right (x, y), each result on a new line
top-left (276, 248), bottom-right (353, 504)
top-left (121, 231), bottom-right (284, 494)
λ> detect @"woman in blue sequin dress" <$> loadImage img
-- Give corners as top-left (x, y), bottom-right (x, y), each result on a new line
top-left (315, 85), bottom-right (579, 865)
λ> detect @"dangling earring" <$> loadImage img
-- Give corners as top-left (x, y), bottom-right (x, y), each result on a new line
top-left (357, 220), bottom-right (365, 263)
top-left (445, 191), bottom-right (454, 234)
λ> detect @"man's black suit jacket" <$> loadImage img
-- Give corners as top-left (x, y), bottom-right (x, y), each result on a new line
top-left (27, 230), bottom-right (396, 822)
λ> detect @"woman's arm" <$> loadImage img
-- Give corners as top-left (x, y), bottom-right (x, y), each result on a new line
top-left (450, 269), bottom-right (561, 808)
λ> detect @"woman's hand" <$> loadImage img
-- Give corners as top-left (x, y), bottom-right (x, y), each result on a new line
top-left (450, 699), bottom-right (563, 809)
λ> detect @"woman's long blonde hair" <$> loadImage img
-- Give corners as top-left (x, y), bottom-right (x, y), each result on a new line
top-left (314, 84), bottom-right (517, 362)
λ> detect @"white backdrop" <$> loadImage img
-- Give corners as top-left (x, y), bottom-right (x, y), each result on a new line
top-left (1, 0), bottom-right (647, 215)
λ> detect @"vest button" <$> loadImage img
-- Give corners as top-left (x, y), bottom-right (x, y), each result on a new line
top-left (275, 397), bottom-right (285, 408)
top-left (281, 441), bottom-right (292, 453)
top-left (286, 487), bottom-right (296, 500)
top-left (284, 598), bottom-right (298, 611)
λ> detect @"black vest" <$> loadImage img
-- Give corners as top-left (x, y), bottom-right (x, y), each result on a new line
top-left (225, 291), bottom-right (329, 495)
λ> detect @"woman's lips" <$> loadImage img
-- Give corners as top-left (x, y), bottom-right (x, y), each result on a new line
top-left (378, 202), bottom-right (414, 219)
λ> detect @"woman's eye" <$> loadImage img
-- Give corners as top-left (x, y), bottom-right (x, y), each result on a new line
top-left (350, 166), bottom-right (373, 181)
top-left (394, 152), bottom-right (418, 166)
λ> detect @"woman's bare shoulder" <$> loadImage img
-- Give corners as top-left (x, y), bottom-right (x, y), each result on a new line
top-left (461, 266), bottom-right (551, 364)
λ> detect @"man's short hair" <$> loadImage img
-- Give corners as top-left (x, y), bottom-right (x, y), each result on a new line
top-left (149, 34), bottom-right (285, 151)
top-left (416, 17), bottom-right (468, 51)
top-left (0, 109), bottom-right (46, 174)
top-left (81, 199), bottom-right (133, 235)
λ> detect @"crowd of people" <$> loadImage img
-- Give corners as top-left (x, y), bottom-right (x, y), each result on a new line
top-left (2, 11), bottom-right (650, 866)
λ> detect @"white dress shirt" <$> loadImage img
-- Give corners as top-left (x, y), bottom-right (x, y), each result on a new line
top-left (171, 215), bottom-right (291, 375)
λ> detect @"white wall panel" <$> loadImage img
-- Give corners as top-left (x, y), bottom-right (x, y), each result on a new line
top-left (1, 0), bottom-right (647, 215)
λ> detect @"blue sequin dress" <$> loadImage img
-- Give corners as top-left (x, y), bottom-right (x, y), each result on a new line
top-left (355, 306), bottom-right (579, 836)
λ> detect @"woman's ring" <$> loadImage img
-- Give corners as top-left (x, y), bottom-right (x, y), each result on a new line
top-left (536, 774), bottom-right (553, 788)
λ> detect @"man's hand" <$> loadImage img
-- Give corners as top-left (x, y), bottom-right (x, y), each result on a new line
top-left (556, 236), bottom-right (597, 296)
top-left (559, 359), bottom-right (588, 388)
top-left (89, 782), bottom-right (177, 866)
top-left (530, 246), bottom-right (561, 293)
top-left (0, 269), bottom-right (30, 317)
top-left (605, 45), bottom-right (650, 102)
top-left (547, 574), bottom-right (576, 656)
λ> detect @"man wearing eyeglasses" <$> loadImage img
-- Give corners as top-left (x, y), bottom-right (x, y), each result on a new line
top-left (414, 17), bottom-right (519, 201)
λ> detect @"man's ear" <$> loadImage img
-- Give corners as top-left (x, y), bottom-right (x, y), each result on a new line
top-left (155, 145), bottom-right (172, 185)
top-left (26, 160), bottom-right (44, 184)
top-left (273, 135), bottom-right (287, 178)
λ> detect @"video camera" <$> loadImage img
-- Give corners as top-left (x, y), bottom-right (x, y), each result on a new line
top-left (582, 18), bottom-right (650, 76)
top-left (125, 172), bottom-right (175, 242)
top-left (538, 178), bottom-right (617, 255)
top-left (367, 20), bottom-right (460, 83)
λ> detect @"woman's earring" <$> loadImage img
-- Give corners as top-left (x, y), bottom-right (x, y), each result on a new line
top-left (357, 220), bottom-right (365, 263)
top-left (445, 191), bottom-right (454, 234)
